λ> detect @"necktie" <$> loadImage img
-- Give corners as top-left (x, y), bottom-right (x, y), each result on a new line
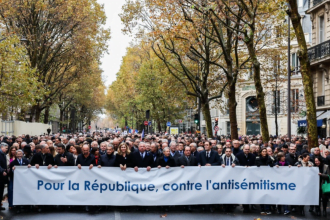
top-left (186, 157), bottom-right (190, 166)
top-left (227, 157), bottom-right (230, 166)
top-left (19, 159), bottom-right (22, 165)
top-left (140, 153), bottom-right (144, 159)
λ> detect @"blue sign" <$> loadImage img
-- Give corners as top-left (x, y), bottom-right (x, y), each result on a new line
top-left (167, 122), bottom-right (171, 127)
top-left (298, 119), bottom-right (324, 127)
top-left (148, 121), bottom-right (152, 126)
top-left (298, 120), bottom-right (307, 127)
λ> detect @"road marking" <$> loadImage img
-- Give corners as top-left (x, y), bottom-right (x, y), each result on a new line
top-left (115, 211), bottom-right (121, 220)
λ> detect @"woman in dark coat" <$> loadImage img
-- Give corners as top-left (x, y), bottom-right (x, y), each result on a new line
top-left (256, 148), bottom-right (274, 215)
top-left (315, 157), bottom-right (330, 216)
top-left (255, 148), bottom-right (275, 167)
top-left (114, 143), bottom-right (131, 170)
top-left (275, 152), bottom-right (291, 215)
top-left (294, 153), bottom-right (314, 216)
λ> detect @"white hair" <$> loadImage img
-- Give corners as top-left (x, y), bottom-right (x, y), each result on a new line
top-left (170, 141), bottom-right (177, 146)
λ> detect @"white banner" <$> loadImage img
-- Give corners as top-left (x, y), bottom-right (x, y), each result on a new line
top-left (14, 166), bottom-right (319, 206)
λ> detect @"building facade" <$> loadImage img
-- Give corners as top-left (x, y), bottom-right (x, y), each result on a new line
top-left (200, 0), bottom-right (312, 137)
top-left (306, 0), bottom-right (330, 138)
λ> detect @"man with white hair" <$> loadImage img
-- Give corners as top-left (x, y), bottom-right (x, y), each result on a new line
top-left (91, 141), bottom-right (98, 149)
top-left (29, 144), bottom-right (54, 169)
top-left (21, 142), bottom-right (27, 150)
top-left (197, 146), bottom-right (204, 152)
top-left (62, 137), bottom-right (70, 147)
top-left (169, 141), bottom-right (180, 163)
top-left (69, 138), bottom-right (76, 146)
top-left (129, 142), bottom-right (153, 172)
top-left (99, 142), bottom-right (108, 155)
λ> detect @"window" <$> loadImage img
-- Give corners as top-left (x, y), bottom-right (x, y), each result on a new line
top-left (320, 15), bottom-right (325, 43)
top-left (291, 53), bottom-right (300, 75)
top-left (226, 122), bottom-right (231, 134)
top-left (291, 89), bottom-right (299, 113)
top-left (298, 0), bottom-right (303, 7)
top-left (248, 67), bottom-right (254, 80)
top-left (273, 56), bottom-right (280, 74)
top-left (272, 90), bottom-right (280, 114)
top-left (317, 71), bottom-right (325, 96)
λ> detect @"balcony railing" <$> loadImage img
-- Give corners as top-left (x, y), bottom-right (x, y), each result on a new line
top-left (317, 96), bottom-right (325, 106)
top-left (312, 0), bottom-right (325, 7)
top-left (307, 39), bottom-right (330, 62)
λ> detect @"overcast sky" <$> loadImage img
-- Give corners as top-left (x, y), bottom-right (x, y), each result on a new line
top-left (97, 0), bottom-right (133, 87)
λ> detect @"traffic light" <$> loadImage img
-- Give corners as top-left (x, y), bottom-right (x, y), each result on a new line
top-left (194, 114), bottom-right (199, 124)
top-left (146, 110), bottom-right (150, 119)
top-left (215, 118), bottom-right (218, 126)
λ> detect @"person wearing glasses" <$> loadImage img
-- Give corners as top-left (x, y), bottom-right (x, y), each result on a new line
top-left (286, 144), bottom-right (299, 166)
top-left (232, 140), bottom-right (242, 156)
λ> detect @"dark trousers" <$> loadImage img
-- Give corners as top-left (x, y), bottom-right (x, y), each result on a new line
top-left (8, 179), bottom-right (13, 207)
top-left (0, 181), bottom-right (4, 204)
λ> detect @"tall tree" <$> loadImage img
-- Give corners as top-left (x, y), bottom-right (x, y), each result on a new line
top-left (177, 0), bottom-right (251, 139)
top-left (106, 43), bottom-right (190, 131)
top-left (0, 0), bottom-right (110, 123)
top-left (121, 0), bottom-right (228, 137)
top-left (210, 0), bottom-right (287, 142)
top-left (286, 0), bottom-right (317, 149)
top-left (0, 35), bottom-right (40, 116)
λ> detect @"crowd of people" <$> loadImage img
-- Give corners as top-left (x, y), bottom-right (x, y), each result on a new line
top-left (0, 132), bottom-right (328, 216)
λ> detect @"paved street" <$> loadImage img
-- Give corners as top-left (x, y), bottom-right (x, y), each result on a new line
top-left (0, 201), bottom-right (328, 220)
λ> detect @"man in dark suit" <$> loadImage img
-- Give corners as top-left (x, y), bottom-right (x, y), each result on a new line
top-left (150, 142), bottom-right (160, 167)
top-left (177, 142), bottom-right (185, 156)
top-left (236, 144), bottom-right (256, 167)
top-left (236, 144), bottom-right (256, 213)
top-left (97, 145), bottom-right (116, 167)
top-left (198, 141), bottom-right (220, 166)
top-left (190, 143), bottom-right (199, 157)
top-left (76, 144), bottom-right (96, 212)
top-left (177, 146), bottom-right (197, 167)
top-left (8, 149), bottom-right (29, 210)
top-left (54, 144), bottom-right (75, 167)
top-left (30, 144), bottom-right (54, 168)
top-left (77, 144), bottom-right (96, 169)
top-left (169, 142), bottom-right (181, 164)
top-left (0, 143), bottom-right (8, 211)
top-left (190, 143), bottom-right (200, 164)
top-left (129, 142), bottom-right (154, 172)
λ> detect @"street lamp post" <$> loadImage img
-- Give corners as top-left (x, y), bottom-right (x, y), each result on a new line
top-left (275, 74), bottom-right (279, 137)
top-left (287, 17), bottom-right (291, 140)
top-left (197, 61), bottom-right (201, 133)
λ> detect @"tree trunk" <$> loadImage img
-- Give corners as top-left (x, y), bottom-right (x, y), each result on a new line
top-left (228, 80), bottom-right (238, 139)
top-left (60, 108), bottom-right (64, 131)
top-left (29, 105), bottom-right (36, 122)
top-left (201, 101), bottom-right (213, 137)
top-left (44, 106), bottom-right (50, 124)
top-left (247, 41), bottom-right (270, 142)
top-left (275, 91), bottom-right (278, 137)
top-left (35, 107), bottom-right (42, 123)
top-left (158, 120), bottom-right (162, 132)
top-left (287, 0), bottom-right (318, 150)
